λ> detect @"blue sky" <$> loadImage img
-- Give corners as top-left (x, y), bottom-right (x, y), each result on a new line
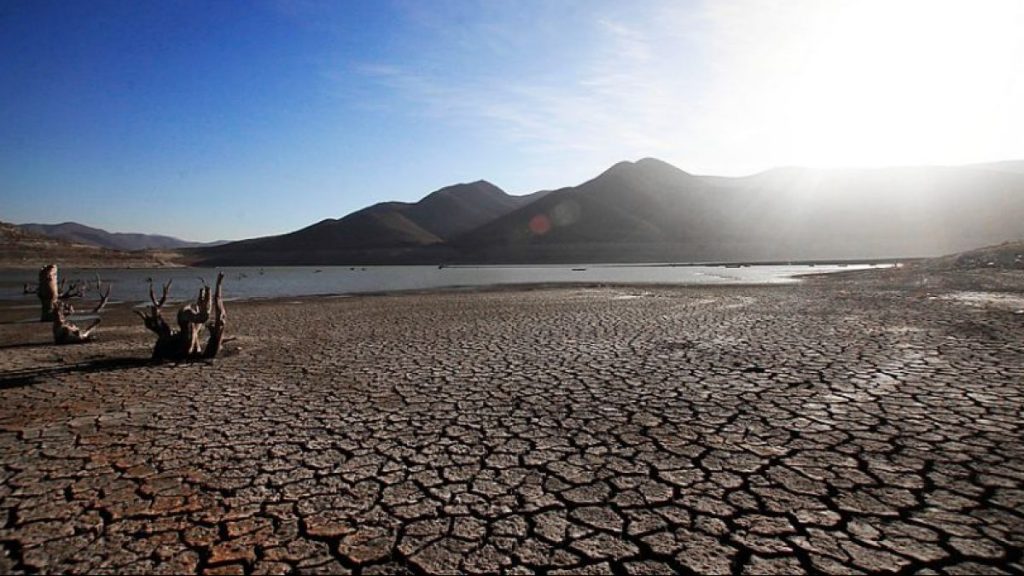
top-left (2, 0), bottom-right (1022, 241)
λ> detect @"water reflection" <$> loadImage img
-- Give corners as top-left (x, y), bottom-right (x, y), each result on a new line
top-left (0, 264), bottom-right (887, 304)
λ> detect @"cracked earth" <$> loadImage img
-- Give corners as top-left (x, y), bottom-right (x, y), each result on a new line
top-left (0, 281), bottom-right (1022, 574)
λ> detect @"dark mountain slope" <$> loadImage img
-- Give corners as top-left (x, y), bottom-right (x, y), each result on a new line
top-left (409, 180), bottom-right (529, 239)
top-left (453, 159), bottom-right (1024, 263)
top-left (191, 158), bottom-right (1024, 266)
top-left (193, 180), bottom-right (542, 265)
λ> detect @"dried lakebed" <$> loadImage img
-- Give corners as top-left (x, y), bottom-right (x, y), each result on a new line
top-left (0, 282), bottom-right (1022, 574)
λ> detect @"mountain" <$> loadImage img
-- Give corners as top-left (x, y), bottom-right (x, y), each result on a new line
top-left (16, 222), bottom-right (220, 251)
top-left (0, 221), bottom-right (181, 269)
top-left (405, 180), bottom-right (546, 239)
top-left (452, 158), bottom-right (1024, 263)
top-left (196, 180), bottom-right (546, 265)
top-left (190, 158), bottom-right (1024, 266)
top-left (456, 159), bottom-right (704, 252)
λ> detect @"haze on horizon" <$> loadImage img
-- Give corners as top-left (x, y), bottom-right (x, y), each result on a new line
top-left (2, 0), bottom-right (1022, 242)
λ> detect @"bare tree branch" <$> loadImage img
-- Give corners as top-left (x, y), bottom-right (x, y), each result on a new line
top-left (51, 301), bottom-right (98, 345)
top-left (30, 267), bottom-right (114, 344)
top-left (139, 274), bottom-right (228, 362)
top-left (59, 280), bottom-right (84, 300)
top-left (204, 272), bottom-right (227, 358)
top-left (92, 277), bottom-right (111, 314)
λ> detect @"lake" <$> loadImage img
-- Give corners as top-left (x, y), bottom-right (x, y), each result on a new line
top-left (0, 263), bottom-right (886, 305)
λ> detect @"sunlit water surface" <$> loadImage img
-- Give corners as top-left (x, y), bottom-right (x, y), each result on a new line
top-left (0, 263), bottom-right (886, 305)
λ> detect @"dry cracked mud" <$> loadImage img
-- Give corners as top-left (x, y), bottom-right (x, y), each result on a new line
top-left (0, 282), bottom-right (1022, 574)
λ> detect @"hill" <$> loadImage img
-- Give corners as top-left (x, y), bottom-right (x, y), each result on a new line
top-left (919, 240), bottom-right (1024, 271)
top-left (0, 222), bottom-right (182, 269)
top-left (196, 180), bottom-right (546, 265)
top-left (16, 222), bottom-right (220, 251)
top-left (187, 158), bottom-right (1024, 266)
top-left (453, 159), bottom-right (1024, 263)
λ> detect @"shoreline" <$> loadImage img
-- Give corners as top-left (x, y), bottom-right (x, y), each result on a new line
top-left (0, 263), bottom-right (889, 306)
top-left (0, 256), bottom-right (906, 271)
top-left (3, 265), bottom-right (1022, 316)
top-left (0, 278), bottom-right (825, 310)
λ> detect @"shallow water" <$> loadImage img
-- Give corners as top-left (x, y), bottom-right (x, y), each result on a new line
top-left (0, 263), bottom-right (885, 304)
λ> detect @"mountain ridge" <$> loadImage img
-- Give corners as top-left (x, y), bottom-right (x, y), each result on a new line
top-left (194, 158), bottom-right (1024, 265)
top-left (451, 159), bottom-right (1024, 263)
top-left (193, 180), bottom-right (549, 265)
top-left (1, 221), bottom-right (184, 268)
top-left (17, 222), bottom-right (224, 251)
top-left (17, 157), bottom-right (1024, 266)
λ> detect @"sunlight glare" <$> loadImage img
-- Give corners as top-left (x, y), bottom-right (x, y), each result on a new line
top-left (700, 0), bottom-right (1024, 170)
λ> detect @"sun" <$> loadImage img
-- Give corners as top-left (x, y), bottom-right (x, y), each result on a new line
top-left (700, 0), bottom-right (1024, 171)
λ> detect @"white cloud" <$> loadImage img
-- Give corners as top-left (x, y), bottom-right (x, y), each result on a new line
top-left (350, 0), bottom-right (1024, 176)
top-left (354, 8), bottom-right (700, 164)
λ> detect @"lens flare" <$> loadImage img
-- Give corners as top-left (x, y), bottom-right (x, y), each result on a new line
top-left (529, 214), bottom-right (552, 236)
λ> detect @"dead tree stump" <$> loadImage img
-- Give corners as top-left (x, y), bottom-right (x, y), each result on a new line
top-left (24, 264), bottom-right (84, 322)
top-left (38, 265), bottom-right (58, 321)
top-left (50, 275), bottom-right (111, 344)
top-left (137, 272), bottom-right (227, 362)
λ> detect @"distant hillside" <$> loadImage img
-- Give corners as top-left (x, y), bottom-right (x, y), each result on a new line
top-left (404, 180), bottom-right (545, 239)
top-left (919, 240), bottom-right (1024, 271)
top-left (453, 159), bottom-right (1024, 263)
top-left (17, 222), bottom-right (221, 251)
top-left (189, 158), bottom-right (1024, 266)
top-left (196, 180), bottom-right (546, 265)
top-left (0, 221), bottom-right (182, 269)
top-left (818, 239), bottom-right (1024, 294)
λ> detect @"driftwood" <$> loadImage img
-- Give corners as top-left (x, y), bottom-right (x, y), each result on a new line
top-left (136, 272), bottom-right (227, 362)
top-left (24, 264), bottom-right (84, 321)
top-left (51, 276), bottom-right (111, 345)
